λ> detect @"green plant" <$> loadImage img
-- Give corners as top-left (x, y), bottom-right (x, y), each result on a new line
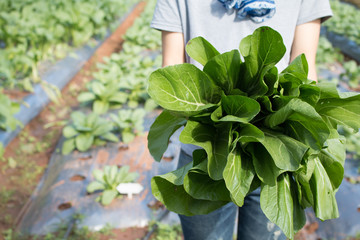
top-left (340, 60), bottom-right (360, 89)
top-left (148, 221), bottom-right (182, 240)
top-left (316, 36), bottom-right (343, 66)
top-left (110, 108), bottom-right (146, 143)
top-left (0, 187), bottom-right (15, 207)
top-left (77, 0), bottom-right (161, 113)
top-left (92, 52), bottom-right (161, 109)
top-left (86, 165), bottom-right (139, 205)
top-left (0, 0), bottom-right (138, 90)
top-left (0, 92), bottom-right (21, 131)
top-left (62, 111), bottom-right (119, 154)
top-left (2, 228), bottom-right (14, 240)
top-left (338, 126), bottom-right (360, 162)
top-left (98, 223), bottom-right (115, 236)
top-left (147, 27), bottom-right (360, 239)
top-left (324, 0), bottom-right (360, 45)
top-left (77, 80), bottom-right (128, 114)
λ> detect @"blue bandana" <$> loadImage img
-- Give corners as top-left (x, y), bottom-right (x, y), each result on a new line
top-left (218, 0), bottom-right (276, 23)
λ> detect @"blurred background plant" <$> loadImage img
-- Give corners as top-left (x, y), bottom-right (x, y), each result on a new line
top-left (86, 165), bottom-right (139, 206)
top-left (0, 0), bottom-right (137, 92)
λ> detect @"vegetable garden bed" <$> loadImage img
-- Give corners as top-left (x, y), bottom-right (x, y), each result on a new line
top-left (0, 1), bottom-right (168, 239)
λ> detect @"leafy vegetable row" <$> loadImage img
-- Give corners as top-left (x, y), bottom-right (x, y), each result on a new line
top-left (0, 0), bottom-right (138, 91)
top-left (62, 0), bottom-right (161, 154)
top-left (325, 0), bottom-right (360, 45)
top-left (147, 27), bottom-right (360, 239)
top-left (61, 109), bottom-right (146, 154)
top-left (317, 36), bottom-right (360, 89)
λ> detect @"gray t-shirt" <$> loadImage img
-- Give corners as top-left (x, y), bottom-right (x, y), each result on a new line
top-left (151, 0), bottom-right (332, 155)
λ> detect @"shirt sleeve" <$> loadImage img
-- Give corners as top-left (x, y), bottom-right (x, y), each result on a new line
top-left (150, 0), bottom-right (183, 32)
top-left (297, 0), bottom-right (333, 25)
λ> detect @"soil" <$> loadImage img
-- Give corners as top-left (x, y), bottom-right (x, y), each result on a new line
top-left (0, 2), bottom-right (157, 240)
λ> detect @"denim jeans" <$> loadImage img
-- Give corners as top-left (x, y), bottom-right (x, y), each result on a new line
top-left (178, 150), bottom-right (287, 240)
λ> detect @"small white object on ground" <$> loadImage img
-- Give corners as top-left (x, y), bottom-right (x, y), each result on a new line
top-left (116, 183), bottom-right (144, 199)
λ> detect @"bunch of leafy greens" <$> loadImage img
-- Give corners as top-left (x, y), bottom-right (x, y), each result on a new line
top-left (147, 27), bottom-right (360, 239)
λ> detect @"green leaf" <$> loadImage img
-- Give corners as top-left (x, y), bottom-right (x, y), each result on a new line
top-left (192, 149), bottom-right (208, 167)
top-left (318, 131), bottom-right (345, 190)
top-left (75, 133), bottom-right (94, 152)
top-left (93, 169), bottom-right (105, 183)
top-left (218, 95), bottom-right (260, 123)
top-left (291, 177), bottom-right (307, 233)
top-left (261, 129), bottom-right (308, 171)
top-left (317, 82), bottom-right (358, 99)
top-left (77, 92), bottom-right (96, 102)
top-left (237, 123), bottom-right (264, 143)
top-left (71, 111), bottom-right (86, 125)
top-left (108, 92), bottom-right (128, 103)
top-left (263, 66), bottom-right (279, 96)
top-left (185, 36), bottom-right (220, 66)
top-left (121, 131), bottom-right (135, 143)
top-left (179, 121), bottom-right (231, 180)
top-left (310, 157), bottom-right (339, 220)
top-left (87, 181), bottom-right (105, 193)
top-left (62, 138), bottom-right (76, 155)
top-left (294, 154), bottom-right (316, 208)
top-left (63, 126), bottom-right (78, 138)
top-left (148, 64), bottom-right (221, 116)
top-left (265, 98), bottom-right (329, 151)
top-left (101, 189), bottom-right (118, 205)
top-left (101, 132), bottom-right (119, 142)
top-left (316, 93), bottom-right (360, 131)
top-left (247, 143), bottom-right (282, 186)
top-left (87, 113), bottom-right (99, 128)
top-left (203, 50), bottom-right (241, 94)
top-left (151, 163), bottom-right (228, 216)
top-left (91, 81), bottom-right (106, 96)
top-left (184, 164), bottom-right (231, 201)
top-left (223, 145), bottom-right (255, 207)
top-left (116, 165), bottom-right (138, 183)
top-left (93, 100), bottom-right (109, 114)
top-left (108, 166), bottom-right (118, 186)
top-left (148, 110), bottom-right (186, 162)
top-left (299, 84), bottom-right (320, 106)
top-left (239, 26), bottom-right (286, 97)
top-left (279, 54), bottom-right (309, 96)
top-left (260, 173), bottom-right (295, 239)
top-left (92, 124), bottom-right (113, 136)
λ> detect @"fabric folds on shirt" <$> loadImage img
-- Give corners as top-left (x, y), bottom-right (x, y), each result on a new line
top-left (218, 0), bottom-right (276, 23)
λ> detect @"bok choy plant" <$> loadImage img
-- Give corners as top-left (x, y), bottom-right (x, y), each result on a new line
top-left (62, 111), bottom-right (119, 154)
top-left (146, 26), bottom-right (360, 239)
top-left (87, 165), bottom-right (139, 205)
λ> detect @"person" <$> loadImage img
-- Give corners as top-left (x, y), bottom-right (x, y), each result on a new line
top-left (150, 1), bottom-right (332, 239)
